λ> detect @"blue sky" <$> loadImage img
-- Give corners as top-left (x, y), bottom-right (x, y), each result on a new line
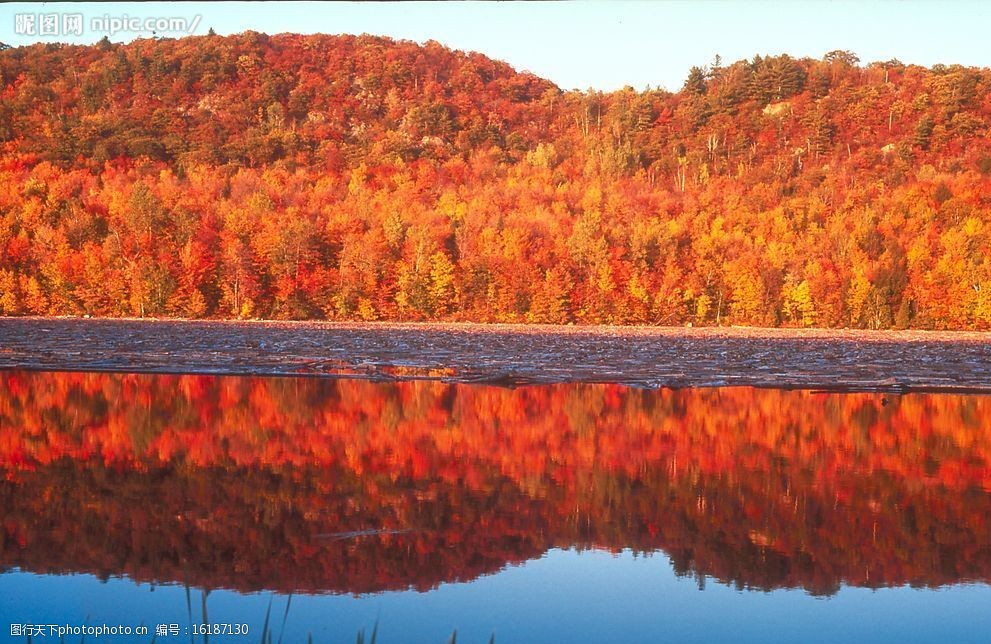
top-left (1, 1), bottom-right (989, 91)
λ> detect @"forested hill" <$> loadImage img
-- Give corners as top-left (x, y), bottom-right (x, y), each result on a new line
top-left (1, 33), bottom-right (990, 328)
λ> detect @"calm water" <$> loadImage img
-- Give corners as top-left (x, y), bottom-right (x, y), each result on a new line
top-left (1, 371), bottom-right (990, 642)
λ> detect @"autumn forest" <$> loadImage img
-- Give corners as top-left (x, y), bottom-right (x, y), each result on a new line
top-left (2, 33), bottom-right (991, 328)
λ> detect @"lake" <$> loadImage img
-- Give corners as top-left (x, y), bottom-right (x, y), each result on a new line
top-left (1, 370), bottom-right (990, 642)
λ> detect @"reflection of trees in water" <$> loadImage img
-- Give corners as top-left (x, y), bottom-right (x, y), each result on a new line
top-left (1, 371), bottom-right (990, 595)
top-left (0, 464), bottom-right (548, 594)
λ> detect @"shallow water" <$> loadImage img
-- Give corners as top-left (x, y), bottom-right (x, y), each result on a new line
top-left (1, 371), bottom-right (990, 642)
top-left (3, 318), bottom-right (991, 392)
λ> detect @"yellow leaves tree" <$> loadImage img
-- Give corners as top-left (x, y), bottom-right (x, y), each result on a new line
top-left (428, 250), bottom-right (457, 317)
top-left (783, 280), bottom-right (817, 327)
top-left (0, 269), bottom-right (19, 314)
top-left (729, 271), bottom-right (765, 325)
top-left (846, 271), bottom-right (871, 327)
top-left (625, 271), bottom-right (651, 324)
top-left (528, 267), bottom-right (573, 325)
top-left (724, 259), bottom-right (767, 326)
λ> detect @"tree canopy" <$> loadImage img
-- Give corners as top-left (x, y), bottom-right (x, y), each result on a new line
top-left (1, 34), bottom-right (990, 328)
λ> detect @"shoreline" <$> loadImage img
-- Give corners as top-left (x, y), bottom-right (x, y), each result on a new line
top-left (5, 314), bottom-right (991, 340)
top-left (2, 317), bottom-right (990, 392)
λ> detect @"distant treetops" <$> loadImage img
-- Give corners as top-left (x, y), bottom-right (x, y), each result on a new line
top-left (1, 34), bottom-right (990, 328)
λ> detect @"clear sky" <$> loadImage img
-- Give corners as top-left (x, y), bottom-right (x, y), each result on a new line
top-left (1, 1), bottom-right (989, 91)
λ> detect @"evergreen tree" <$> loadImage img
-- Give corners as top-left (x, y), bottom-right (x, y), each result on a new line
top-left (683, 66), bottom-right (708, 95)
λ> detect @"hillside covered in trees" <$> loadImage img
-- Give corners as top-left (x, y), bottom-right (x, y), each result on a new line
top-left (1, 32), bottom-right (990, 328)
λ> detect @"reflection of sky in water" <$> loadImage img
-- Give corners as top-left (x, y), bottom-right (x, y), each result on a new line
top-left (3, 549), bottom-right (991, 643)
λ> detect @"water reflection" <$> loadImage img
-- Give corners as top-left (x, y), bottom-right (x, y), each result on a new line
top-left (1, 371), bottom-right (990, 597)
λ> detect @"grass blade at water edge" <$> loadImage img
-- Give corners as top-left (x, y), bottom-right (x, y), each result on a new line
top-left (201, 589), bottom-right (211, 644)
top-left (259, 595), bottom-right (273, 644)
top-left (184, 579), bottom-right (193, 644)
top-left (276, 593), bottom-right (292, 644)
